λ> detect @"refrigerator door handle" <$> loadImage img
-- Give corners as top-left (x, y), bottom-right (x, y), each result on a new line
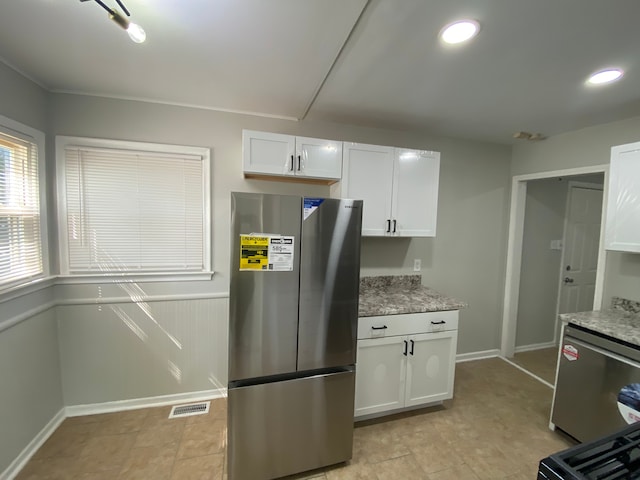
top-left (403, 340), bottom-right (408, 356)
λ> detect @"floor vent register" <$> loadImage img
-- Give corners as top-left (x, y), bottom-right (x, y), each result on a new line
top-left (168, 401), bottom-right (210, 419)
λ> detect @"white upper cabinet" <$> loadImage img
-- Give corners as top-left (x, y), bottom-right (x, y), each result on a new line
top-left (342, 142), bottom-right (440, 237)
top-left (606, 141), bottom-right (640, 252)
top-left (242, 130), bottom-right (342, 182)
top-left (342, 143), bottom-right (395, 236)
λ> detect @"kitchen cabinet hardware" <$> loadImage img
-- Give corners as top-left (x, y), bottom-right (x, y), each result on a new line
top-left (392, 219), bottom-right (397, 233)
top-left (386, 219), bottom-right (391, 233)
top-left (371, 325), bottom-right (388, 330)
top-left (403, 340), bottom-right (408, 356)
top-left (409, 339), bottom-right (414, 355)
top-left (290, 155), bottom-right (294, 171)
top-left (431, 320), bottom-right (446, 325)
top-left (297, 155), bottom-right (301, 171)
top-left (563, 277), bottom-right (574, 284)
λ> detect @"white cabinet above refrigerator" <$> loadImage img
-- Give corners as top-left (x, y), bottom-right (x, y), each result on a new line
top-left (242, 130), bottom-right (343, 183)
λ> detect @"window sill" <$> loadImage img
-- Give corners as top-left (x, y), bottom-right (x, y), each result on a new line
top-left (0, 276), bottom-right (57, 303)
top-left (56, 271), bottom-right (215, 285)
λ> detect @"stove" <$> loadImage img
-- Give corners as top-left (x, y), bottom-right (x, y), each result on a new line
top-left (539, 422), bottom-right (640, 479)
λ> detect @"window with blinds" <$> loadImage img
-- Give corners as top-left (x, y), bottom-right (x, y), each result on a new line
top-left (58, 138), bottom-right (210, 276)
top-left (0, 131), bottom-right (43, 288)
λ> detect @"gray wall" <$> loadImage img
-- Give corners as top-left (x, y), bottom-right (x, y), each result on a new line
top-left (516, 178), bottom-right (568, 348)
top-left (50, 93), bottom-right (512, 370)
top-left (512, 116), bottom-right (640, 306)
top-left (0, 62), bottom-right (63, 475)
top-left (0, 62), bottom-right (513, 473)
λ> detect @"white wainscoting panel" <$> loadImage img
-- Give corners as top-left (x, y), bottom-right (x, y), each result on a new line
top-left (57, 296), bottom-right (229, 406)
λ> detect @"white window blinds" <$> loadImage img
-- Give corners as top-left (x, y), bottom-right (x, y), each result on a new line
top-left (0, 132), bottom-right (43, 287)
top-left (62, 145), bottom-right (206, 274)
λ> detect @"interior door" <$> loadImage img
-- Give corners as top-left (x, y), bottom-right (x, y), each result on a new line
top-left (558, 185), bottom-right (603, 319)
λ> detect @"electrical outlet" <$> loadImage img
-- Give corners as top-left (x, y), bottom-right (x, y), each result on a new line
top-left (413, 259), bottom-right (421, 271)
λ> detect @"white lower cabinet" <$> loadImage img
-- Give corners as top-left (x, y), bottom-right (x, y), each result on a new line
top-left (354, 311), bottom-right (458, 419)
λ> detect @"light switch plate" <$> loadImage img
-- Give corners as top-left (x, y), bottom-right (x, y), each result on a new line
top-left (413, 259), bottom-right (421, 271)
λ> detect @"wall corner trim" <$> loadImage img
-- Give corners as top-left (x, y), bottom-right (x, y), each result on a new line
top-left (1, 408), bottom-right (65, 480)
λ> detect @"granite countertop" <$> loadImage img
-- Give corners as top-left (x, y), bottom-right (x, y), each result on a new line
top-left (559, 297), bottom-right (640, 347)
top-left (358, 275), bottom-right (467, 317)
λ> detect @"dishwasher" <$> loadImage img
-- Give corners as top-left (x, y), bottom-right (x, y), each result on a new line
top-left (551, 324), bottom-right (640, 443)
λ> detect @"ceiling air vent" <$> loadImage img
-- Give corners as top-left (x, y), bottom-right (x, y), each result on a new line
top-left (168, 401), bottom-right (210, 419)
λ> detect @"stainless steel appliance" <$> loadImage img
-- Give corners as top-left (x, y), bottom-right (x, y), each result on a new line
top-left (539, 422), bottom-right (640, 479)
top-left (552, 324), bottom-right (640, 443)
top-left (227, 192), bottom-right (363, 480)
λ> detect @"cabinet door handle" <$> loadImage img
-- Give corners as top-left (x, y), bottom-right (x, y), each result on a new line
top-left (386, 219), bottom-right (391, 233)
top-left (392, 219), bottom-right (397, 233)
top-left (403, 340), bottom-right (408, 356)
top-left (409, 339), bottom-right (415, 355)
top-left (371, 325), bottom-right (388, 330)
top-left (431, 320), bottom-right (446, 325)
top-left (297, 155), bottom-right (301, 171)
top-left (290, 155), bottom-right (294, 172)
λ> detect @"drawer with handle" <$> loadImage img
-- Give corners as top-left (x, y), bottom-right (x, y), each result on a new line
top-left (357, 310), bottom-right (458, 339)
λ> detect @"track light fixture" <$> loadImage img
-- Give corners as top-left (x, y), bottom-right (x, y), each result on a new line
top-left (81, 0), bottom-right (146, 43)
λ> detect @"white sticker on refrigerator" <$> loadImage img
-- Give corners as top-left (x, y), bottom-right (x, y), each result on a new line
top-left (562, 344), bottom-right (579, 361)
top-left (239, 234), bottom-right (295, 271)
top-left (303, 198), bottom-right (324, 220)
top-left (618, 384), bottom-right (640, 425)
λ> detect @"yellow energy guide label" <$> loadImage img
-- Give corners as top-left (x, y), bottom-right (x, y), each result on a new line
top-left (239, 234), bottom-right (295, 271)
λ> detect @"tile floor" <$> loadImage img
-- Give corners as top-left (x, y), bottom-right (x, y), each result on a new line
top-left (511, 347), bottom-right (559, 385)
top-left (15, 357), bottom-right (574, 480)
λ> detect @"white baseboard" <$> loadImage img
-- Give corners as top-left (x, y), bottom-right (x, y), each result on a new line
top-left (456, 349), bottom-right (500, 363)
top-left (514, 341), bottom-right (556, 353)
top-left (65, 388), bottom-right (226, 417)
top-left (1, 408), bottom-right (65, 480)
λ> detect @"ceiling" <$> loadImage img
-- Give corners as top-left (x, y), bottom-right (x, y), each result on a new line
top-left (1, 0), bottom-right (640, 144)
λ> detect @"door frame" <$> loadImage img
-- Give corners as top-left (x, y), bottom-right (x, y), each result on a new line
top-left (500, 165), bottom-right (609, 357)
top-left (553, 181), bottom-right (604, 344)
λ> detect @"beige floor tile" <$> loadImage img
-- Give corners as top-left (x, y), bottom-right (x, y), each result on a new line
top-left (176, 419), bottom-right (227, 460)
top-left (118, 444), bottom-right (178, 480)
top-left (511, 347), bottom-right (558, 385)
top-left (324, 460), bottom-right (379, 479)
top-left (31, 421), bottom-right (94, 459)
top-left (368, 454), bottom-right (427, 479)
top-left (134, 420), bottom-right (186, 448)
top-left (76, 432), bottom-right (137, 473)
top-left (14, 456), bottom-right (82, 480)
top-left (15, 358), bottom-right (576, 480)
top-left (170, 453), bottom-right (225, 480)
top-left (95, 409), bottom-right (149, 436)
top-left (426, 463), bottom-right (480, 480)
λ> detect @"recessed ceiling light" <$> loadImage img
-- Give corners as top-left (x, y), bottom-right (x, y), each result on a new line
top-left (587, 69), bottom-right (623, 85)
top-left (440, 20), bottom-right (480, 45)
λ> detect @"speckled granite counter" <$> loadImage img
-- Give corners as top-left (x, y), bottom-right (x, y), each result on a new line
top-left (358, 275), bottom-right (467, 317)
top-left (560, 297), bottom-right (640, 347)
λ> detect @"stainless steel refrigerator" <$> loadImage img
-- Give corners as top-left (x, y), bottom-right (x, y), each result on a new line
top-left (227, 192), bottom-right (362, 480)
